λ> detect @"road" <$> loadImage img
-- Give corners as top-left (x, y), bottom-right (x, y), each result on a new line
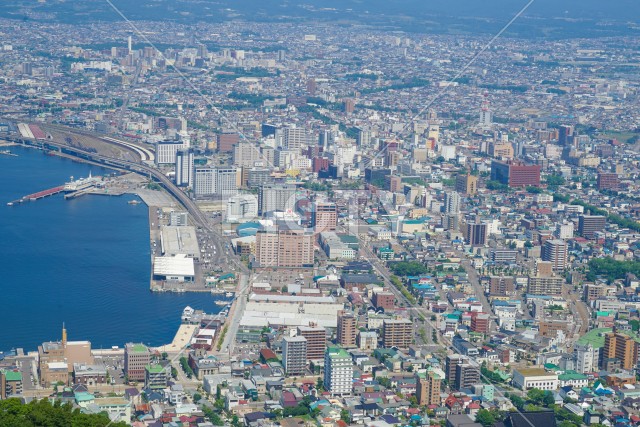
top-left (461, 260), bottom-right (497, 332)
top-left (220, 273), bottom-right (250, 354)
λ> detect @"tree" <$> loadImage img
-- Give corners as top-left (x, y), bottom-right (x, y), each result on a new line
top-left (543, 391), bottom-right (556, 407)
top-left (340, 409), bottom-right (351, 423)
top-left (509, 394), bottom-right (525, 410)
top-left (475, 409), bottom-right (496, 427)
top-left (0, 398), bottom-right (129, 426)
top-left (527, 388), bottom-right (546, 405)
top-left (193, 393), bottom-right (202, 403)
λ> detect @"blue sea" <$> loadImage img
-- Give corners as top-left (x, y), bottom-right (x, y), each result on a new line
top-left (0, 145), bottom-right (220, 351)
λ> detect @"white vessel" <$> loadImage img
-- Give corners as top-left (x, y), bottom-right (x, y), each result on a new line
top-left (225, 292), bottom-right (234, 297)
top-left (64, 173), bottom-right (101, 193)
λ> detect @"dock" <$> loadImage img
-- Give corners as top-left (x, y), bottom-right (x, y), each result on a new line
top-left (7, 185), bottom-right (64, 206)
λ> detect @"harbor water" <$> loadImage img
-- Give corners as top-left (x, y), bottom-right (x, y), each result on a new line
top-left (0, 145), bottom-right (220, 351)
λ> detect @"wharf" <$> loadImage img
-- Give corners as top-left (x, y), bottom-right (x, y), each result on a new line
top-left (7, 185), bottom-right (64, 206)
top-left (156, 324), bottom-right (198, 353)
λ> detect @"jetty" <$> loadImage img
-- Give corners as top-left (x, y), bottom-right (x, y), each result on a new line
top-left (7, 185), bottom-right (64, 206)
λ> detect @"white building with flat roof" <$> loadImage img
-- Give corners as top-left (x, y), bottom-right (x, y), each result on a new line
top-left (512, 368), bottom-right (558, 391)
top-left (153, 255), bottom-right (195, 282)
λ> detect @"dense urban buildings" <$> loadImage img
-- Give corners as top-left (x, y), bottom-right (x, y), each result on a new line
top-left (4, 2), bottom-right (640, 425)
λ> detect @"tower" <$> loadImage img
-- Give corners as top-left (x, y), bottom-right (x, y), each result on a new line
top-left (61, 323), bottom-right (67, 347)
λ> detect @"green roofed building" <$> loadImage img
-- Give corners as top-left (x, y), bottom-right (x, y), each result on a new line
top-left (0, 369), bottom-right (23, 399)
top-left (145, 364), bottom-right (170, 389)
top-left (324, 347), bottom-right (353, 396)
top-left (125, 343), bottom-right (151, 382)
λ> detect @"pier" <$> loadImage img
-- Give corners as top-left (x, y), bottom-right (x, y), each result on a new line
top-left (7, 185), bottom-right (64, 206)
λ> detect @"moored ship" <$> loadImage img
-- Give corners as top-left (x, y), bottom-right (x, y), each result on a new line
top-left (64, 173), bottom-right (101, 193)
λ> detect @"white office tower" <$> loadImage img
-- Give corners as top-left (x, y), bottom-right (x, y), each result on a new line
top-left (283, 125), bottom-right (308, 151)
top-left (574, 343), bottom-right (595, 374)
top-left (555, 222), bottom-right (574, 239)
top-left (194, 167), bottom-right (238, 198)
top-left (324, 347), bottom-right (353, 396)
top-left (480, 95), bottom-right (492, 127)
top-left (177, 130), bottom-right (190, 148)
top-left (226, 194), bottom-right (259, 222)
top-left (541, 239), bottom-right (568, 272)
top-left (283, 336), bottom-right (307, 376)
top-left (156, 141), bottom-right (186, 165)
top-left (258, 184), bottom-right (296, 215)
top-left (214, 167), bottom-right (238, 196)
top-left (175, 149), bottom-right (194, 187)
top-left (444, 191), bottom-right (461, 215)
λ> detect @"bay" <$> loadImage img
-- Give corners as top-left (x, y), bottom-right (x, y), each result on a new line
top-left (0, 145), bottom-right (220, 351)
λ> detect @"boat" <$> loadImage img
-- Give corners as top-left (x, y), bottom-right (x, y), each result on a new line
top-left (64, 172), bottom-right (101, 193)
top-left (128, 200), bottom-right (141, 205)
top-left (0, 150), bottom-right (17, 157)
top-left (215, 300), bottom-right (228, 306)
top-left (225, 292), bottom-right (234, 297)
top-left (6, 202), bottom-right (13, 206)
top-left (210, 288), bottom-right (224, 294)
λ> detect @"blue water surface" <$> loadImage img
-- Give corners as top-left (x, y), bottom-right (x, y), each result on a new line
top-left (0, 145), bottom-right (219, 351)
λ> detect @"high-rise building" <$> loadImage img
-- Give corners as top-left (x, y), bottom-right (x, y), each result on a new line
top-left (416, 368), bottom-right (444, 406)
top-left (463, 221), bottom-right (487, 246)
top-left (574, 343), bottom-right (596, 374)
top-left (145, 364), bottom-right (170, 390)
top-left (555, 222), bottom-right (574, 239)
top-left (125, 343), bottom-right (151, 382)
top-left (283, 126), bottom-right (308, 151)
top-left (337, 311), bottom-right (356, 347)
top-left (306, 78), bottom-right (317, 96)
top-left (344, 98), bottom-right (356, 114)
top-left (282, 336), bottom-right (307, 375)
top-left (558, 125), bottom-right (574, 146)
top-left (597, 172), bottom-right (619, 190)
top-left (324, 347), bottom-right (353, 396)
top-left (255, 226), bottom-right (314, 268)
top-left (444, 191), bottom-right (461, 214)
top-left (541, 239), bottom-right (568, 272)
top-left (455, 363), bottom-right (481, 391)
top-left (175, 149), bottom-right (194, 187)
top-left (470, 312), bottom-right (491, 334)
top-left (312, 202), bottom-right (337, 232)
top-left (226, 194), bottom-right (258, 221)
top-left (297, 325), bottom-right (327, 362)
top-left (258, 184), bottom-right (297, 215)
top-left (527, 275), bottom-right (563, 296)
top-left (578, 215), bottom-right (606, 239)
top-left (601, 332), bottom-right (638, 371)
top-left (489, 276), bottom-right (515, 297)
top-left (0, 370), bottom-right (22, 399)
top-left (233, 142), bottom-right (264, 168)
top-left (455, 174), bottom-right (478, 195)
top-left (357, 331), bottom-right (378, 351)
top-left (156, 141), bottom-right (186, 165)
top-left (217, 133), bottom-right (239, 153)
top-left (445, 355), bottom-right (467, 385)
top-left (490, 160), bottom-right (541, 188)
top-left (382, 319), bottom-right (413, 349)
top-left (194, 167), bottom-right (238, 198)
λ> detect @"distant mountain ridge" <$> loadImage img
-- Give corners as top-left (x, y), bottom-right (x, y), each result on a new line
top-left (2, 0), bottom-right (639, 39)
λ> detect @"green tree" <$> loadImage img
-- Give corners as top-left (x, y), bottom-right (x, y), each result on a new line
top-left (543, 391), bottom-right (556, 407)
top-left (475, 409), bottom-right (496, 427)
top-left (193, 393), bottom-right (202, 403)
top-left (340, 409), bottom-right (351, 423)
top-left (527, 388), bottom-right (546, 405)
